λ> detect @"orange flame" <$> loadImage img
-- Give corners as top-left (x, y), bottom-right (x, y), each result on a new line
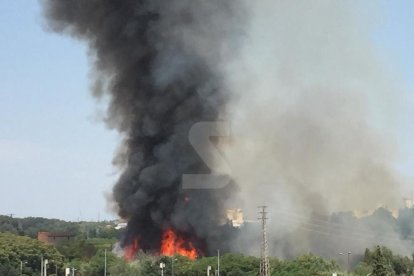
top-left (160, 228), bottom-right (197, 260)
top-left (124, 237), bottom-right (139, 261)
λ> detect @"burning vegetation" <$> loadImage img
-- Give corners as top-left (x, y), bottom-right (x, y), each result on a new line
top-left (160, 229), bottom-right (198, 260)
top-left (123, 228), bottom-right (198, 261)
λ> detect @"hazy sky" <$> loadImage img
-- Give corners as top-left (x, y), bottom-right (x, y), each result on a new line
top-left (0, 1), bottom-right (413, 221)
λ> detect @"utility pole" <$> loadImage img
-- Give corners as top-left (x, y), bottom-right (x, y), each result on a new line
top-left (104, 249), bottom-right (107, 276)
top-left (169, 257), bottom-right (177, 276)
top-left (258, 206), bottom-right (270, 276)
top-left (44, 259), bottom-right (48, 276)
top-left (40, 256), bottom-right (43, 276)
top-left (159, 262), bottom-right (165, 276)
top-left (20, 261), bottom-right (27, 276)
top-left (217, 250), bottom-right (220, 276)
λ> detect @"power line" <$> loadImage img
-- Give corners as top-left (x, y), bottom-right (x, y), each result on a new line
top-left (272, 209), bottom-right (414, 241)
top-left (273, 215), bottom-right (414, 251)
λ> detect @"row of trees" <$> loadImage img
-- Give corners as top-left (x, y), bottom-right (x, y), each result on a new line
top-left (93, 253), bottom-right (338, 276)
top-left (0, 232), bottom-right (63, 275)
top-left (354, 246), bottom-right (414, 276)
top-left (2, 230), bottom-right (414, 275)
top-left (3, 212), bottom-right (414, 275)
top-left (0, 231), bottom-right (339, 275)
top-left (0, 232), bottom-right (118, 275)
top-left (0, 215), bottom-right (120, 240)
top-left (54, 248), bottom-right (414, 276)
top-left (68, 247), bottom-right (414, 276)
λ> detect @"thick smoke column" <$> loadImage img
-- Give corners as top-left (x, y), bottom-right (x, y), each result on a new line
top-left (42, 0), bottom-right (245, 255)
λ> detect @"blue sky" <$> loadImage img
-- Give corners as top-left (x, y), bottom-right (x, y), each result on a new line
top-left (0, 1), bottom-right (118, 221)
top-left (372, 0), bottom-right (414, 179)
top-left (0, 1), bottom-right (413, 220)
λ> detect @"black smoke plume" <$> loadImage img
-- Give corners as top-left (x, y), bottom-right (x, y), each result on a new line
top-left (41, 0), bottom-right (245, 255)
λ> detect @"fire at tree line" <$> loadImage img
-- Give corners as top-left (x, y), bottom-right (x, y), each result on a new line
top-left (2, 208), bottom-right (414, 275)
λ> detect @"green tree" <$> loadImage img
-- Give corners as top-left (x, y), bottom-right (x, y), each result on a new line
top-left (372, 246), bottom-right (392, 276)
top-left (353, 262), bottom-right (372, 276)
top-left (19, 217), bottom-right (80, 238)
top-left (57, 240), bottom-right (97, 261)
top-left (227, 268), bottom-right (244, 276)
top-left (80, 249), bottom-right (116, 276)
top-left (107, 258), bottom-right (143, 276)
top-left (359, 246), bottom-right (414, 275)
top-left (0, 263), bottom-right (20, 276)
top-left (272, 254), bottom-right (340, 276)
top-left (0, 232), bottom-right (63, 275)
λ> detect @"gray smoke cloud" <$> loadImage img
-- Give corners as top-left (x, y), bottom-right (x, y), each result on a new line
top-left (223, 1), bottom-right (406, 258)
